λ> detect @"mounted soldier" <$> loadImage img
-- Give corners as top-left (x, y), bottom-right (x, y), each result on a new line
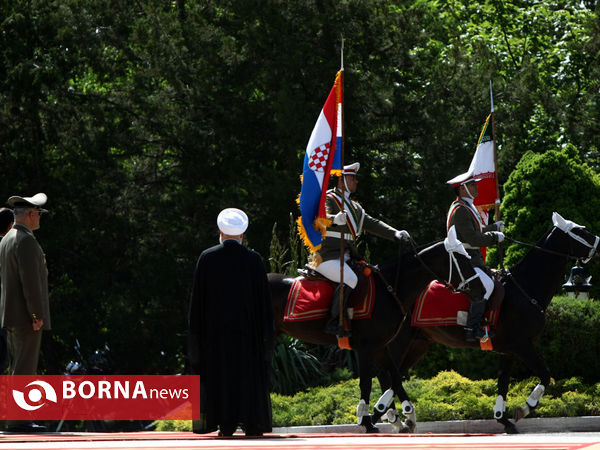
top-left (312, 162), bottom-right (411, 337)
top-left (446, 169), bottom-right (504, 341)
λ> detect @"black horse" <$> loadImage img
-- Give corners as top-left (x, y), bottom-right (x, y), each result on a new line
top-left (385, 212), bottom-right (599, 434)
top-left (268, 228), bottom-right (486, 432)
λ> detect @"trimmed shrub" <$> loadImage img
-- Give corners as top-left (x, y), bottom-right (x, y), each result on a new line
top-left (154, 371), bottom-right (600, 430)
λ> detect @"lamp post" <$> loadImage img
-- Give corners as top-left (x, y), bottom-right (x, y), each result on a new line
top-left (562, 261), bottom-right (592, 299)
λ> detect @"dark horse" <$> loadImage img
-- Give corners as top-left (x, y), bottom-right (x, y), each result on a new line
top-left (384, 212), bottom-right (600, 434)
top-left (268, 229), bottom-right (486, 432)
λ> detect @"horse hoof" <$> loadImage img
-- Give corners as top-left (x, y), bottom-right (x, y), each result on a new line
top-left (395, 420), bottom-right (415, 433)
top-left (360, 416), bottom-right (379, 433)
top-left (514, 406), bottom-right (527, 422)
top-left (497, 417), bottom-right (519, 434)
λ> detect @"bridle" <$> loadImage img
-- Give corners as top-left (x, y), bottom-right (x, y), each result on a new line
top-left (564, 227), bottom-right (599, 263)
top-left (505, 226), bottom-right (599, 264)
top-left (501, 225), bottom-right (599, 314)
top-left (409, 238), bottom-right (480, 294)
top-left (373, 239), bottom-right (479, 316)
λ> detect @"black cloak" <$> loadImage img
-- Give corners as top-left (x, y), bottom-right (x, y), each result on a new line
top-left (188, 239), bottom-right (274, 434)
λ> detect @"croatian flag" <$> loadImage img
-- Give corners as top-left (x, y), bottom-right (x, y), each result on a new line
top-left (471, 114), bottom-right (498, 224)
top-left (297, 70), bottom-right (343, 252)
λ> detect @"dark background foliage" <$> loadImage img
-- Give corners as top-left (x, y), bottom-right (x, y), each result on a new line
top-left (0, 0), bottom-right (599, 375)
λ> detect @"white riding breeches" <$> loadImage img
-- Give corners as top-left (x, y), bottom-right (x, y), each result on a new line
top-left (314, 257), bottom-right (358, 289)
top-left (474, 267), bottom-right (494, 300)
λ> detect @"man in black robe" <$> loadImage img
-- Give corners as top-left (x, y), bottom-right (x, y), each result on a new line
top-left (188, 208), bottom-right (274, 437)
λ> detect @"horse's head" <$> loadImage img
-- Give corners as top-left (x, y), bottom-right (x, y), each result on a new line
top-left (551, 212), bottom-right (600, 263)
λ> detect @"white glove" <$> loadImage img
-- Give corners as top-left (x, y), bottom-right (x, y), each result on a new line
top-left (333, 212), bottom-right (347, 225)
top-left (494, 231), bottom-right (505, 243)
top-left (395, 230), bottom-right (410, 241)
top-left (494, 221), bottom-right (504, 232)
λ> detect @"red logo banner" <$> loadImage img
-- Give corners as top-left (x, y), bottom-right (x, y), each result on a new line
top-left (0, 375), bottom-right (199, 420)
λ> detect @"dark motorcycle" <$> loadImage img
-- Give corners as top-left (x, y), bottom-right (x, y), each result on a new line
top-left (56, 340), bottom-right (152, 432)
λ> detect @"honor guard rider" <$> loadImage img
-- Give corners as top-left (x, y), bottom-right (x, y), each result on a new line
top-left (446, 170), bottom-right (504, 342)
top-left (313, 162), bottom-right (411, 337)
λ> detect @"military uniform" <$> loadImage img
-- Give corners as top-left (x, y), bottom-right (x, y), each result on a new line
top-left (318, 187), bottom-right (400, 261)
top-left (314, 163), bottom-right (410, 336)
top-left (0, 211), bottom-right (50, 375)
top-left (446, 172), bottom-right (503, 341)
top-left (0, 193), bottom-right (49, 433)
top-left (446, 197), bottom-right (501, 270)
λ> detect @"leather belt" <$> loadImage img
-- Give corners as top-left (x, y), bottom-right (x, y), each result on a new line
top-left (326, 231), bottom-right (353, 240)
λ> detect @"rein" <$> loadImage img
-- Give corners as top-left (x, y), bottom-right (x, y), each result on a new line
top-left (500, 225), bottom-right (599, 314)
top-left (501, 269), bottom-right (545, 315)
top-left (373, 238), bottom-right (477, 317)
top-left (505, 226), bottom-right (599, 263)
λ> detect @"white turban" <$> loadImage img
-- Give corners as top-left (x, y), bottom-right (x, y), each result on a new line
top-left (217, 208), bottom-right (248, 235)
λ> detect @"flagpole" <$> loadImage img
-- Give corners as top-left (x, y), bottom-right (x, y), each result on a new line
top-left (338, 37), bottom-right (346, 330)
top-left (490, 80), bottom-right (503, 269)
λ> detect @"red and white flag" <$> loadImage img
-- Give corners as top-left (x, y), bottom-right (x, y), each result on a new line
top-left (470, 114), bottom-right (498, 224)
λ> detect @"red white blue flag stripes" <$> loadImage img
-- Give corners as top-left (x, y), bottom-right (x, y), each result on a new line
top-left (297, 70), bottom-right (343, 252)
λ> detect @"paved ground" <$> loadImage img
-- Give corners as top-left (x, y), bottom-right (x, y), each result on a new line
top-left (0, 417), bottom-right (598, 450)
top-left (0, 431), bottom-right (599, 450)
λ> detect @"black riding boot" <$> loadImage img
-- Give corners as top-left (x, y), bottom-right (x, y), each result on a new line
top-left (324, 283), bottom-right (352, 337)
top-left (465, 301), bottom-right (495, 342)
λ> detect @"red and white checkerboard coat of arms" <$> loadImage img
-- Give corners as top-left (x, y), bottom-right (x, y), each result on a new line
top-left (308, 143), bottom-right (330, 172)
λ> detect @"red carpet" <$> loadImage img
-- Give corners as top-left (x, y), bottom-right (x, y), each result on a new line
top-left (0, 431), bottom-right (596, 450)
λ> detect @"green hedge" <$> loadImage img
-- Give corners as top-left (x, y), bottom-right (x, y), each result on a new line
top-left (415, 296), bottom-right (600, 383)
top-left (155, 370), bottom-right (600, 430)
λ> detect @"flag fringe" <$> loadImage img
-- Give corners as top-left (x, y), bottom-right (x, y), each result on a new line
top-left (296, 216), bottom-right (331, 254)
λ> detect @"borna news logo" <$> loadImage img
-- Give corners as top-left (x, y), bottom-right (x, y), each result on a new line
top-left (1, 375), bottom-right (199, 420)
top-left (12, 380), bottom-right (58, 411)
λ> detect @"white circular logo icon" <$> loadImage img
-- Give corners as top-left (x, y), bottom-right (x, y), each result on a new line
top-left (12, 380), bottom-right (58, 411)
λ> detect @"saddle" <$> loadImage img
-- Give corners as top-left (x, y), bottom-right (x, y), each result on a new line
top-left (298, 261), bottom-right (371, 310)
top-left (284, 263), bottom-right (376, 323)
top-left (411, 279), bottom-right (504, 328)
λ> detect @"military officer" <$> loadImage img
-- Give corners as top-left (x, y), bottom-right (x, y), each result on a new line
top-left (314, 162), bottom-right (411, 337)
top-left (0, 193), bottom-right (50, 432)
top-left (446, 171), bottom-right (504, 341)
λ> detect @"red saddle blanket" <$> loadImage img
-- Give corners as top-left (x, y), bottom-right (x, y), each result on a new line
top-left (284, 276), bottom-right (376, 322)
top-left (411, 281), bottom-right (501, 328)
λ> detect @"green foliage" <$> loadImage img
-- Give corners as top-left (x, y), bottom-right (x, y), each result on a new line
top-left (269, 222), bottom-right (289, 274)
top-left (495, 146), bottom-right (600, 295)
top-left (415, 296), bottom-right (600, 383)
top-left (271, 336), bottom-right (325, 396)
top-left (155, 371), bottom-right (600, 430)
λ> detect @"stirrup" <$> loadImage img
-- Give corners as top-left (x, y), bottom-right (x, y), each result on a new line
top-left (465, 326), bottom-right (495, 342)
top-left (325, 318), bottom-right (351, 337)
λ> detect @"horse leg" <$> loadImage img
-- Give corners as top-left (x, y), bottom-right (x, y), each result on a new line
top-left (377, 365), bottom-right (417, 433)
top-left (388, 337), bottom-right (431, 433)
top-left (383, 324), bottom-right (433, 433)
top-left (357, 349), bottom-right (378, 433)
top-left (495, 354), bottom-right (518, 434)
top-left (513, 341), bottom-right (551, 422)
top-left (365, 371), bottom-right (389, 424)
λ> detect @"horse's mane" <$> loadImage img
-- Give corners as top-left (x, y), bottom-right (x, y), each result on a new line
top-left (507, 227), bottom-right (554, 275)
top-left (376, 240), bottom-right (444, 277)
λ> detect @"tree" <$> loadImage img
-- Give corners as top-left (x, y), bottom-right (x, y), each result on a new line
top-left (498, 145), bottom-right (600, 296)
